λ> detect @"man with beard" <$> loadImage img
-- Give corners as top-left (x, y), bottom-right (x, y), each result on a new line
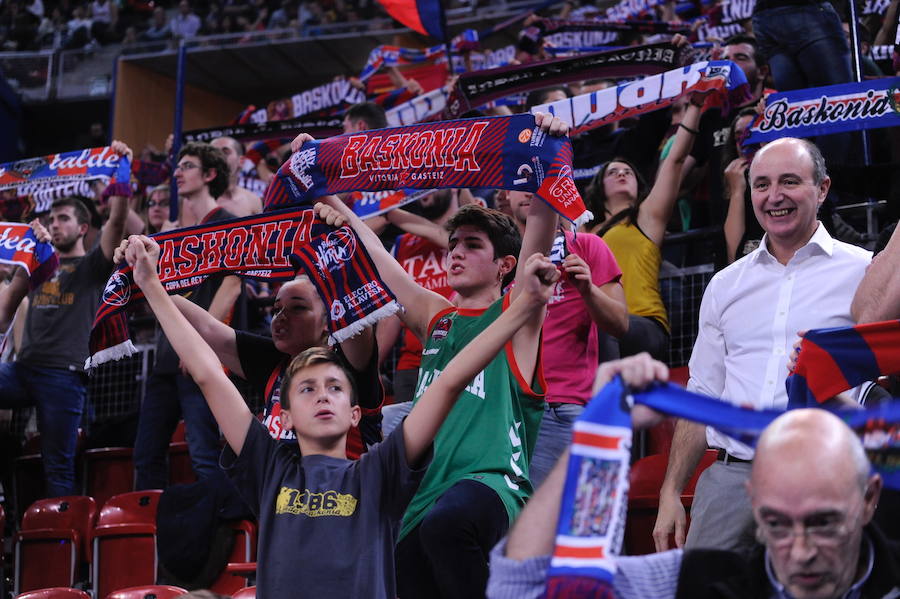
top-left (378, 190), bottom-right (458, 436)
top-left (0, 141), bottom-right (132, 497)
top-left (210, 136), bottom-right (262, 218)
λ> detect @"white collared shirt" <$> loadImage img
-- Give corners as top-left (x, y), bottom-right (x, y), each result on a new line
top-left (687, 223), bottom-right (871, 459)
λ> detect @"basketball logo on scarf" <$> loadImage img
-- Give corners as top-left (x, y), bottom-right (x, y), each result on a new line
top-left (102, 272), bottom-right (131, 307)
top-left (315, 227), bottom-right (357, 275)
top-left (2, 157), bottom-right (48, 180)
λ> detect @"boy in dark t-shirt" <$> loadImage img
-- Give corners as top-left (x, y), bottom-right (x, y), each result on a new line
top-left (121, 232), bottom-right (560, 598)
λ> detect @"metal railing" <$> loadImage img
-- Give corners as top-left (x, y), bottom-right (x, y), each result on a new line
top-left (660, 263), bottom-right (715, 368)
top-left (0, 50), bottom-right (55, 101)
top-left (3, 0), bottom-right (548, 102)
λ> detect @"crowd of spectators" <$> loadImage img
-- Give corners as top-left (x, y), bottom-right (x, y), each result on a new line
top-left (3, 0), bottom-right (900, 596)
top-left (0, 0), bottom-right (399, 52)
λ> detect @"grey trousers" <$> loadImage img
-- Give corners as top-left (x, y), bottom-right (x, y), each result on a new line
top-left (685, 460), bottom-right (758, 555)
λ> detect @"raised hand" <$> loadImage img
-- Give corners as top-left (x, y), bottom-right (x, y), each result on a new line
top-left (314, 201), bottom-right (348, 228)
top-left (520, 252), bottom-right (560, 305)
top-left (29, 218), bottom-right (50, 244)
top-left (124, 235), bottom-right (161, 289)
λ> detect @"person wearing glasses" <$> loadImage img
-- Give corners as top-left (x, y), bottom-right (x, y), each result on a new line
top-left (653, 138), bottom-right (871, 557)
top-left (143, 184), bottom-right (170, 234)
top-left (487, 353), bottom-right (897, 599)
top-left (133, 141), bottom-right (244, 490)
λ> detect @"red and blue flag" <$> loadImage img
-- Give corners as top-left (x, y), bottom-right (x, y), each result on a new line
top-left (377, 0), bottom-right (447, 41)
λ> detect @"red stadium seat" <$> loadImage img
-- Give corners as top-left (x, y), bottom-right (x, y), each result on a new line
top-left (15, 588), bottom-right (92, 599)
top-left (13, 496), bottom-right (98, 594)
top-left (12, 453), bottom-right (44, 524)
top-left (83, 447), bottom-right (134, 511)
top-left (12, 431), bottom-right (86, 523)
top-left (624, 449), bottom-right (717, 555)
top-left (209, 521), bottom-right (258, 594)
top-left (668, 366), bottom-right (690, 387)
top-left (232, 586), bottom-right (256, 599)
top-left (92, 491), bottom-right (163, 599)
top-left (642, 367), bottom-right (689, 457)
top-left (104, 585), bottom-right (188, 599)
top-left (170, 421), bottom-right (186, 443)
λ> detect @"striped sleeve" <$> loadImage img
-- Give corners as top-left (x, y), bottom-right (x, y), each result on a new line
top-left (615, 550), bottom-right (683, 599)
top-left (487, 539), bottom-right (683, 599)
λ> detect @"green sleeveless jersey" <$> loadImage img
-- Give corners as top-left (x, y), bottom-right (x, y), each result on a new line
top-left (399, 294), bottom-right (545, 540)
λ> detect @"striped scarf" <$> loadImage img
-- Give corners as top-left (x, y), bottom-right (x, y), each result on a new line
top-left (745, 77), bottom-right (900, 146)
top-left (532, 59), bottom-right (750, 135)
top-left (445, 42), bottom-right (688, 118)
top-left (0, 222), bottom-right (58, 289)
top-left (263, 113), bottom-right (591, 227)
top-left (546, 376), bottom-right (900, 596)
top-left (788, 320), bottom-right (900, 408)
top-left (87, 207), bottom-right (398, 367)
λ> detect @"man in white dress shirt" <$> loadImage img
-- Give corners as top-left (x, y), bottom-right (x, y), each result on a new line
top-left (651, 137), bottom-right (871, 555)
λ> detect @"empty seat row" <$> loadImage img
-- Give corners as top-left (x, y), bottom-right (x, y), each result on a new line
top-left (13, 491), bottom-right (256, 598)
top-left (14, 584), bottom-right (257, 599)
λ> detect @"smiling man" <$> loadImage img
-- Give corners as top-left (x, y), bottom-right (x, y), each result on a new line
top-left (653, 137), bottom-right (871, 556)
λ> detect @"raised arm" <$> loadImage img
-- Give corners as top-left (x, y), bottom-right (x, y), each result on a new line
top-left (637, 100), bottom-right (702, 247)
top-left (385, 208), bottom-right (449, 249)
top-left (851, 223), bottom-right (900, 323)
top-left (508, 113), bottom-right (572, 385)
top-left (505, 354), bottom-right (668, 560)
top-left (562, 252), bottom-right (628, 338)
top-left (100, 141), bottom-right (134, 261)
top-left (0, 218), bottom-right (49, 330)
top-left (402, 253), bottom-right (558, 466)
top-left (114, 237), bottom-right (244, 375)
top-left (510, 112), bottom-right (570, 301)
top-left (314, 196), bottom-right (452, 341)
top-left (722, 158), bottom-right (749, 264)
top-left (126, 235), bottom-right (253, 454)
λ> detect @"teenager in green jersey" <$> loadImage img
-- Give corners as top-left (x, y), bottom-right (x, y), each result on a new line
top-left (309, 112), bottom-right (569, 598)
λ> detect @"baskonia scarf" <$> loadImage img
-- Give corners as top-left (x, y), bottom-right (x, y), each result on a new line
top-left (87, 207), bottom-right (398, 367)
top-left (445, 42), bottom-right (688, 118)
top-left (531, 59), bottom-right (749, 135)
top-left (745, 78), bottom-right (900, 146)
top-left (262, 113), bottom-right (592, 227)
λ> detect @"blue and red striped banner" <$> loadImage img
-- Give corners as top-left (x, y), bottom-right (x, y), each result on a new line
top-left (788, 320), bottom-right (900, 408)
top-left (0, 147), bottom-right (130, 191)
top-left (0, 222), bottom-right (58, 289)
top-left (263, 114), bottom-right (591, 226)
top-left (377, 0), bottom-right (447, 40)
top-left (88, 207), bottom-right (398, 366)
